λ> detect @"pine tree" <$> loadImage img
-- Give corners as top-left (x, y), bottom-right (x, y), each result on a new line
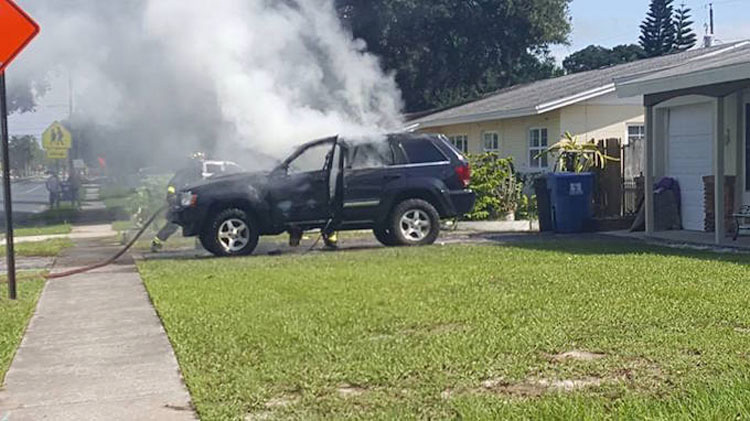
top-left (639, 0), bottom-right (677, 57)
top-left (673, 4), bottom-right (697, 52)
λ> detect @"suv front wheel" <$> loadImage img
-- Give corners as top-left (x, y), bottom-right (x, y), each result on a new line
top-left (390, 199), bottom-right (440, 246)
top-left (373, 226), bottom-right (399, 246)
top-left (201, 208), bottom-right (260, 257)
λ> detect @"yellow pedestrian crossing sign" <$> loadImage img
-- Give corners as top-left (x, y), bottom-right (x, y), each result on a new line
top-left (42, 122), bottom-right (72, 150)
top-left (46, 148), bottom-right (68, 160)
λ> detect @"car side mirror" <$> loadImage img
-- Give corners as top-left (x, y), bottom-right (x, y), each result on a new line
top-left (271, 166), bottom-right (288, 178)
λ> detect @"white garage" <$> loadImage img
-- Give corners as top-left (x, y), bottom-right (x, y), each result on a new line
top-left (616, 41), bottom-right (750, 245)
top-left (666, 102), bottom-right (713, 231)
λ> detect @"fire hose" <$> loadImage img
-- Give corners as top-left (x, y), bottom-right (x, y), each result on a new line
top-left (44, 204), bottom-right (333, 279)
top-left (44, 205), bottom-right (168, 280)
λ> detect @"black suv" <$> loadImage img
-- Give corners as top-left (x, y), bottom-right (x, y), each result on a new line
top-left (171, 133), bottom-right (475, 257)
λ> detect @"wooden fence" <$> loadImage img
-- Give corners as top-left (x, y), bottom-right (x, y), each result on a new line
top-left (594, 138), bottom-right (644, 218)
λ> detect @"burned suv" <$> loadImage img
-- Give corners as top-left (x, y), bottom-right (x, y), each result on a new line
top-left (170, 133), bottom-right (476, 257)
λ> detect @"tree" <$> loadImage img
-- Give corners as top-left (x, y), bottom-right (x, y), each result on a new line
top-left (563, 45), bottom-right (611, 74)
top-left (8, 135), bottom-right (44, 176)
top-left (639, 0), bottom-right (676, 57)
top-left (336, 0), bottom-right (572, 111)
top-left (611, 44), bottom-right (649, 63)
top-left (673, 4), bottom-right (697, 52)
top-left (563, 44), bottom-right (646, 74)
top-left (7, 75), bottom-right (51, 114)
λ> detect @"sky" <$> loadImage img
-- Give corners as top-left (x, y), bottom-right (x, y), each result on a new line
top-left (8, 72), bottom-right (71, 138)
top-left (551, 0), bottom-right (750, 62)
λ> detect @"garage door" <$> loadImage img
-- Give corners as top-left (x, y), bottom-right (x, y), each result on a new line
top-left (667, 102), bottom-right (713, 231)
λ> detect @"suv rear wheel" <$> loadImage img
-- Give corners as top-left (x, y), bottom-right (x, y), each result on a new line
top-left (390, 199), bottom-right (440, 246)
top-left (201, 208), bottom-right (259, 257)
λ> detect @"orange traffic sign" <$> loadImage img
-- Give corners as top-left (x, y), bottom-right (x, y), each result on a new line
top-left (0, 0), bottom-right (40, 72)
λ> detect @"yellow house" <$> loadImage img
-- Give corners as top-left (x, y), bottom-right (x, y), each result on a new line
top-left (410, 45), bottom-right (733, 173)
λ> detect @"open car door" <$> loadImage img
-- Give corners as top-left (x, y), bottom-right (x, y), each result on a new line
top-left (268, 137), bottom-right (340, 226)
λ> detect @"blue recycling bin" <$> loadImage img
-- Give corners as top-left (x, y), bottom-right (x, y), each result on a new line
top-left (546, 172), bottom-right (595, 233)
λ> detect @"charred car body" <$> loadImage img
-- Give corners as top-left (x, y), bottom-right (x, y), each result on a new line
top-left (170, 133), bottom-right (476, 257)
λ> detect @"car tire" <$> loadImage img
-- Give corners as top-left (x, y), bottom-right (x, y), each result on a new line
top-left (198, 234), bottom-right (218, 255)
top-left (390, 199), bottom-right (440, 246)
top-left (373, 225), bottom-right (399, 247)
top-left (201, 208), bottom-right (259, 257)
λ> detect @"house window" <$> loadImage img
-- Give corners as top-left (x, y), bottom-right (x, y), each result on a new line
top-left (627, 124), bottom-right (645, 145)
top-left (448, 135), bottom-right (469, 153)
top-left (529, 128), bottom-right (549, 169)
top-left (482, 132), bottom-right (500, 152)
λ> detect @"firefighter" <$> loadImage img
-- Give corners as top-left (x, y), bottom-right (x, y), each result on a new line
top-left (288, 228), bottom-right (338, 249)
top-left (151, 153), bottom-right (205, 252)
top-left (322, 231), bottom-right (338, 249)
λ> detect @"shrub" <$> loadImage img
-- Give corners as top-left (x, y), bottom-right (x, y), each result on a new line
top-left (466, 153), bottom-right (523, 221)
top-left (515, 193), bottom-right (538, 221)
top-left (99, 185), bottom-right (134, 201)
top-left (29, 205), bottom-right (79, 225)
top-left (127, 175), bottom-right (171, 227)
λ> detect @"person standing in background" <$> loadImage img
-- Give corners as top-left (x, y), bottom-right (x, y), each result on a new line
top-left (45, 172), bottom-right (61, 209)
top-left (67, 170), bottom-right (82, 207)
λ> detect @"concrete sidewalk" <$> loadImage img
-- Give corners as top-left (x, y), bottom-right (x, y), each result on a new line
top-left (0, 234), bottom-right (195, 420)
top-left (456, 220), bottom-right (539, 233)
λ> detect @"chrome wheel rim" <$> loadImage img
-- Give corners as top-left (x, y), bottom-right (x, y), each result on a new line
top-left (399, 209), bottom-right (431, 242)
top-left (218, 218), bottom-right (250, 253)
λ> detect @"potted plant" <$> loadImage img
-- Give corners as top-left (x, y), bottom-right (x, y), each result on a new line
top-left (534, 132), bottom-right (618, 233)
top-left (538, 132), bottom-right (618, 173)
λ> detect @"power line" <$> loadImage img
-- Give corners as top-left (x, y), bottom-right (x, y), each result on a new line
top-left (706, 0), bottom-right (748, 6)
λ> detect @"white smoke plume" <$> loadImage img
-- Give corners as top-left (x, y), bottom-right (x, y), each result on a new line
top-left (10, 0), bottom-right (403, 169)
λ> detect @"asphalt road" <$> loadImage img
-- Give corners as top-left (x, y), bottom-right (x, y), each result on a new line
top-left (0, 179), bottom-right (50, 216)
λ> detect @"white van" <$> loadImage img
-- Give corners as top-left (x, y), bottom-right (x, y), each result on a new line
top-left (202, 161), bottom-right (243, 179)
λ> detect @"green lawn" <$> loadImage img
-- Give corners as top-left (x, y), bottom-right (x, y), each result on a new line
top-left (139, 240), bottom-right (750, 420)
top-left (7, 223), bottom-right (72, 238)
top-left (112, 220), bottom-right (134, 234)
top-left (0, 238), bottom-right (74, 257)
top-left (0, 277), bottom-right (45, 382)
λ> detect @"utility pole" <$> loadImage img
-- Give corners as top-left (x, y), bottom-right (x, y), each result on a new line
top-left (0, 73), bottom-right (17, 300)
top-left (68, 71), bottom-right (74, 118)
top-left (703, 3), bottom-right (715, 48)
top-left (0, 0), bottom-right (40, 301)
top-left (67, 71), bottom-right (74, 175)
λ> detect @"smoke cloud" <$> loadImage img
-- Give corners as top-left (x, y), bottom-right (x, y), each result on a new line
top-left (9, 0), bottom-right (403, 170)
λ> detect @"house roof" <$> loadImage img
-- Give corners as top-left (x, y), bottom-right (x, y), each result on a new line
top-left (413, 43), bottom-right (747, 129)
top-left (616, 41), bottom-right (750, 97)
